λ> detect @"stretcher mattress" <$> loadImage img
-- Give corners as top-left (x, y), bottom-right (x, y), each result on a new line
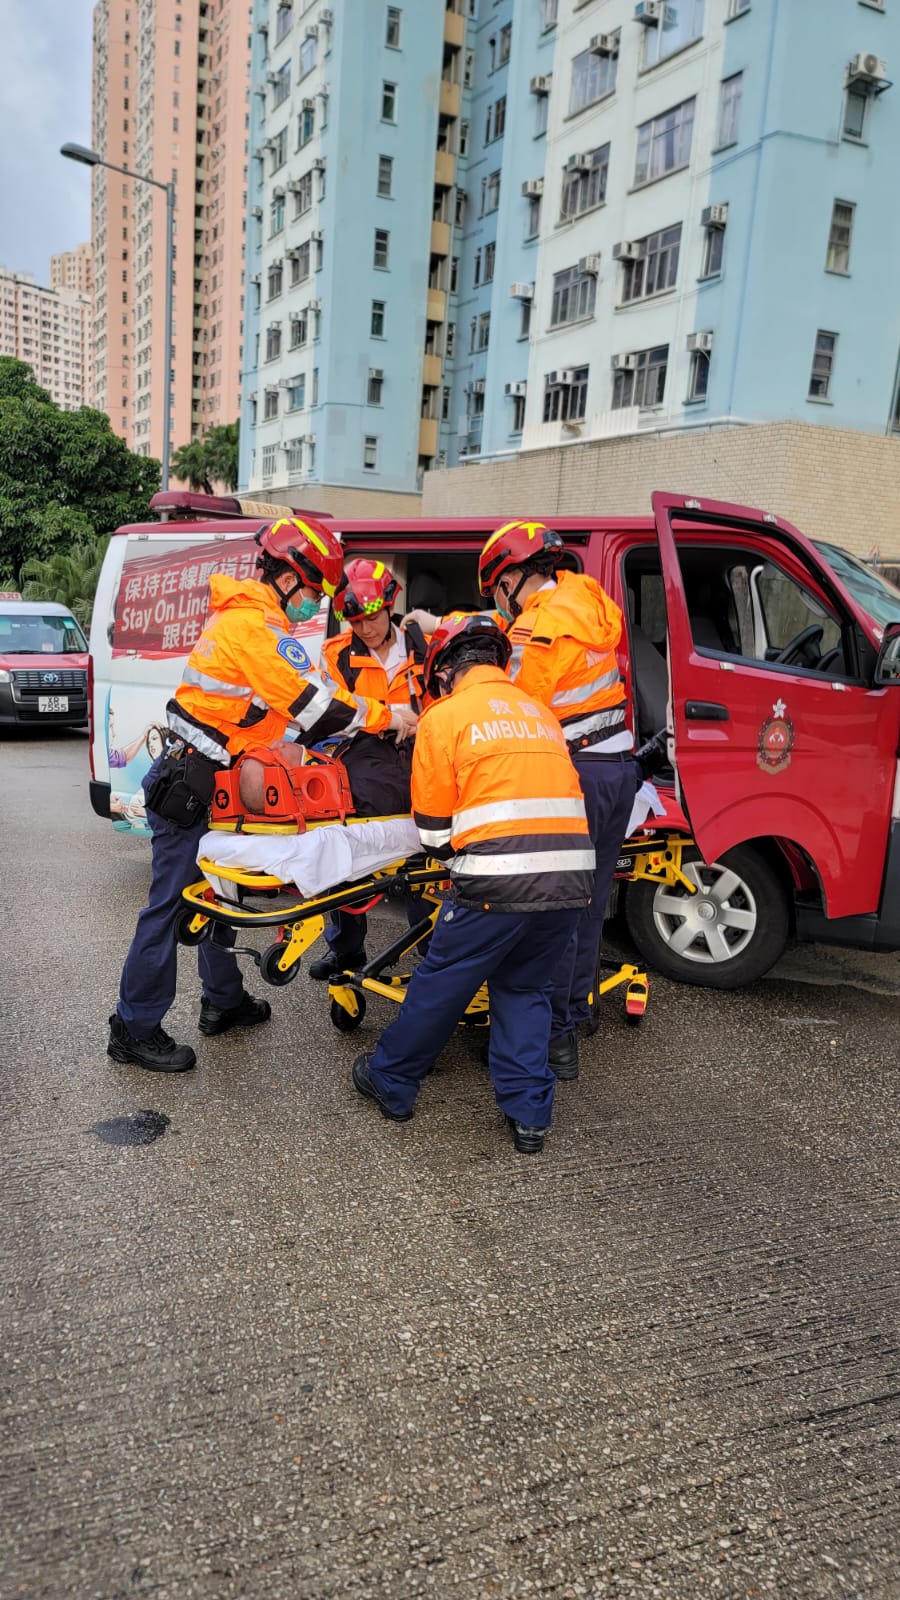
top-left (197, 816), bottom-right (421, 899)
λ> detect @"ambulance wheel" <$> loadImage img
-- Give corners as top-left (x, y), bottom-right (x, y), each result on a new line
top-left (260, 941), bottom-right (299, 986)
top-left (175, 909), bottom-right (210, 946)
top-left (331, 993), bottom-right (366, 1033)
top-left (624, 843), bottom-right (789, 990)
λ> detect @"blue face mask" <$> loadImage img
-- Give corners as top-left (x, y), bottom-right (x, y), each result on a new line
top-left (286, 594), bottom-right (320, 624)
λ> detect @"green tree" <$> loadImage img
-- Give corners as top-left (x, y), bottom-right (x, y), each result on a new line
top-left (172, 419), bottom-right (240, 494)
top-left (20, 534), bottom-right (109, 630)
top-left (0, 358), bottom-right (160, 577)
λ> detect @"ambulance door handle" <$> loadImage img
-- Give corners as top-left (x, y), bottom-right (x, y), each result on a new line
top-left (685, 700), bottom-right (729, 722)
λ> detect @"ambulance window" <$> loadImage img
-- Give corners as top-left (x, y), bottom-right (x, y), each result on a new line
top-left (752, 559), bottom-right (842, 661)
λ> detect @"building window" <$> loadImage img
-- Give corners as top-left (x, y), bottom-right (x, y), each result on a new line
top-left (312, 368), bottom-right (319, 405)
top-left (454, 189), bottom-right (466, 226)
top-left (363, 434), bottom-right (379, 470)
top-left (826, 200), bottom-right (854, 274)
top-left (261, 444), bottom-right (278, 475)
top-left (687, 349), bottom-right (709, 403)
top-left (290, 241), bottom-right (311, 284)
top-left (511, 392), bottom-right (526, 433)
top-left (612, 346), bottom-right (668, 410)
top-left (287, 374), bottom-right (306, 409)
top-left (293, 172), bottom-right (313, 216)
top-left (543, 365), bottom-right (588, 422)
top-left (642, 0), bottom-right (704, 68)
top-left (519, 299), bottom-right (533, 339)
top-left (484, 241), bottom-right (495, 282)
top-left (635, 98), bottom-right (695, 186)
top-left (464, 50), bottom-right (474, 88)
top-left (482, 169), bottom-right (501, 214)
top-left (459, 119), bottom-right (470, 157)
top-left (441, 385), bottom-right (451, 422)
top-left (550, 264), bottom-right (597, 328)
top-left (485, 95), bottom-right (506, 142)
top-left (477, 311), bottom-right (491, 351)
top-left (377, 154), bottom-right (394, 197)
top-left (809, 330), bottom-right (837, 400)
top-left (270, 126), bottom-right (288, 171)
top-left (386, 6), bottom-right (401, 48)
top-left (473, 248), bottom-right (482, 287)
top-left (382, 81), bottom-right (397, 122)
top-left (374, 228), bottom-right (390, 269)
top-left (843, 85), bottom-right (869, 142)
top-left (569, 41), bottom-right (618, 115)
top-left (263, 388), bottom-right (279, 419)
top-left (621, 223), bottom-right (682, 303)
top-left (272, 60), bottom-right (290, 106)
top-left (367, 369), bottom-right (384, 404)
top-left (275, 3), bottom-right (292, 44)
top-left (450, 256), bottom-right (460, 292)
top-left (299, 34), bottom-right (316, 76)
top-left (498, 22), bottom-right (512, 65)
top-left (270, 194), bottom-right (285, 234)
top-left (371, 299), bottom-right (386, 337)
top-left (267, 260), bottom-right (283, 299)
top-left (289, 310), bottom-right (308, 347)
top-left (265, 324), bottom-right (282, 361)
top-left (716, 73), bottom-right (742, 148)
top-left (298, 104), bottom-right (315, 146)
top-left (286, 438), bottom-right (304, 473)
top-left (543, 0), bottom-right (558, 29)
top-left (700, 218), bottom-right (725, 278)
top-left (535, 92), bottom-right (549, 137)
top-left (727, 0), bottom-right (750, 16)
top-left (446, 320), bottom-right (456, 358)
top-left (561, 143), bottom-right (609, 219)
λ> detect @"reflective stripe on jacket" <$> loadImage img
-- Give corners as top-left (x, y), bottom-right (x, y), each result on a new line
top-left (411, 664), bottom-right (594, 912)
top-left (502, 571), bottom-right (629, 745)
top-left (320, 620), bottom-right (428, 709)
top-left (168, 575), bottom-right (391, 763)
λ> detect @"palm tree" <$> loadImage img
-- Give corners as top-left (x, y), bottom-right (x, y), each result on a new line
top-left (20, 535), bottom-right (109, 629)
top-left (204, 421), bottom-right (240, 492)
top-left (171, 439), bottom-right (213, 494)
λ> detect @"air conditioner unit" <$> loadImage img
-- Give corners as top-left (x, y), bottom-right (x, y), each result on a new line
top-left (848, 51), bottom-right (888, 83)
top-left (266, 72), bottom-right (280, 85)
top-left (273, 185), bottom-right (286, 199)
top-left (687, 330), bottom-right (714, 353)
top-left (320, 7), bottom-right (334, 21)
top-left (509, 281), bottom-right (534, 300)
top-left (311, 228), bottom-right (324, 242)
top-left (253, 84), bottom-right (266, 96)
top-left (278, 378), bottom-right (293, 389)
top-left (313, 157), bottom-right (326, 171)
top-left (547, 369), bottom-right (575, 386)
top-left (612, 239), bottom-right (644, 261)
top-left (368, 367), bottom-right (384, 381)
top-left (611, 353), bottom-right (637, 372)
top-left (565, 152), bottom-right (593, 173)
top-left (250, 272), bottom-right (261, 284)
top-left (302, 433), bottom-right (316, 445)
top-left (256, 19), bottom-right (268, 32)
top-left (530, 74), bottom-right (551, 95)
top-left (287, 178), bottom-right (304, 192)
top-left (318, 84), bottom-right (331, 98)
top-left (701, 202), bottom-right (729, 228)
top-left (308, 298), bottom-right (322, 312)
top-left (302, 97), bottom-right (315, 111)
top-left (473, 379), bottom-right (486, 395)
top-left (504, 381), bottom-right (527, 398)
top-left (634, 0), bottom-right (670, 23)
top-left (589, 32), bottom-right (618, 56)
top-left (578, 254), bottom-right (601, 276)
top-left (251, 206), bottom-right (263, 219)
top-left (521, 178), bottom-right (544, 198)
top-left (265, 136), bottom-right (278, 149)
top-left (305, 24), bottom-right (319, 37)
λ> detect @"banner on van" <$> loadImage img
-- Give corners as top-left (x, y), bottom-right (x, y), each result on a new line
top-left (112, 539), bottom-right (262, 656)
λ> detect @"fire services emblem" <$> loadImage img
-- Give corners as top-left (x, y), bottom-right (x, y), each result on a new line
top-left (756, 697), bottom-right (794, 774)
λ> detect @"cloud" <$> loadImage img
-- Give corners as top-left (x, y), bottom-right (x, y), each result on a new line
top-left (0, 0), bottom-right (96, 282)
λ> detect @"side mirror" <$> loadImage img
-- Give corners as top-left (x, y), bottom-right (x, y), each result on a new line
top-left (874, 621), bottom-right (900, 686)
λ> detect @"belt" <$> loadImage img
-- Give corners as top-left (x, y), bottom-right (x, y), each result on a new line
top-left (574, 749), bottom-right (637, 763)
top-left (567, 729), bottom-right (635, 759)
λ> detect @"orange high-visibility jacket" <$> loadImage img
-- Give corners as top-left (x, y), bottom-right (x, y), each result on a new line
top-left (320, 620), bottom-right (428, 709)
top-left (502, 571), bottom-right (628, 747)
top-left (167, 576), bottom-right (391, 763)
top-left (411, 664), bottom-right (594, 912)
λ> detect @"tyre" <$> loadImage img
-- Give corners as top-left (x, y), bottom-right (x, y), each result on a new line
top-left (624, 843), bottom-right (789, 990)
top-left (175, 908), bottom-right (210, 946)
top-left (330, 992), bottom-right (366, 1032)
top-left (259, 941), bottom-right (299, 986)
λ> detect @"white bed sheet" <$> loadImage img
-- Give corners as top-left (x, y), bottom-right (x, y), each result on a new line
top-left (198, 816), bottom-right (422, 900)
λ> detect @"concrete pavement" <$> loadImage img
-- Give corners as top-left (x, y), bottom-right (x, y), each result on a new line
top-left (1, 732), bottom-right (898, 1599)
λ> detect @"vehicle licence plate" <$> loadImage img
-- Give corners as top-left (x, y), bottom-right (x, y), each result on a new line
top-left (38, 695), bottom-right (69, 712)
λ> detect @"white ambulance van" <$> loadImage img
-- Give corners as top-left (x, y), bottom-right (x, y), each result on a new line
top-left (88, 492), bottom-right (330, 832)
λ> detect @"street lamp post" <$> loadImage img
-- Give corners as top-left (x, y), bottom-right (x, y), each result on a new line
top-left (61, 142), bottom-right (175, 491)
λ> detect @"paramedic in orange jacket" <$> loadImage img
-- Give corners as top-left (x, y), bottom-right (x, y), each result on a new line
top-left (109, 516), bottom-right (418, 1075)
top-left (309, 557), bottom-right (430, 980)
top-left (405, 520), bottom-right (639, 1081)
top-left (352, 612), bottom-right (594, 1154)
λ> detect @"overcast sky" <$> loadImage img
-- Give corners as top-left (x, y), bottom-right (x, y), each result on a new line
top-left (0, 0), bottom-right (96, 282)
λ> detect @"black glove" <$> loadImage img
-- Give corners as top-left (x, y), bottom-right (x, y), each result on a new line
top-left (634, 728), bottom-right (670, 779)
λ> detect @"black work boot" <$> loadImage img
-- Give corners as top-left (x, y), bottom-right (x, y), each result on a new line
top-left (505, 1116), bottom-right (546, 1155)
top-left (198, 990), bottom-right (272, 1037)
top-left (351, 1053), bottom-right (413, 1122)
top-left (309, 948), bottom-right (367, 981)
top-left (107, 1014), bottom-right (197, 1073)
top-left (548, 1031), bottom-right (579, 1081)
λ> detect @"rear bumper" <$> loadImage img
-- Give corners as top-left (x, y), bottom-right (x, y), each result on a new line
top-left (90, 780), bottom-right (112, 820)
top-left (795, 819), bottom-right (900, 954)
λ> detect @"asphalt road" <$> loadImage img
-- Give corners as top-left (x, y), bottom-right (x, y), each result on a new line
top-left (2, 731), bottom-right (899, 1600)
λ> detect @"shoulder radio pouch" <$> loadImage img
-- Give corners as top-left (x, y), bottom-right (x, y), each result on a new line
top-left (145, 747), bottom-right (217, 828)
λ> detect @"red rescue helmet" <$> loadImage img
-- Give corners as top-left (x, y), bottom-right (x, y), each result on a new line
top-left (478, 519), bottom-right (566, 597)
top-left (423, 610), bottom-right (512, 699)
top-left (256, 515), bottom-right (344, 597)
top-left (334, 557), bottom-right (400, 623)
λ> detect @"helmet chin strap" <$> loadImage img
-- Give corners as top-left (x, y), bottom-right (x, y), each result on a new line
top-left (504, 570), bottom-right (529, 620)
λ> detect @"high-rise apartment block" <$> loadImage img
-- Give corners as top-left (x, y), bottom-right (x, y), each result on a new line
top-left (91, 0), bottom-right (251, 462)
top-left (50, 244), bottom-right (95, 296)
top-left (241, 0), bottom-right (900, 501)
top-left (0, 269), bottom-right (92, 411)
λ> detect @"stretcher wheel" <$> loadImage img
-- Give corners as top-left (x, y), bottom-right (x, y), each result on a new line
top-left (330, 992), bottom-right (366, 1033)
top-left (175, 908), bottom-right (210, 947)
top-left (259, 941), bottom-right (300, 986)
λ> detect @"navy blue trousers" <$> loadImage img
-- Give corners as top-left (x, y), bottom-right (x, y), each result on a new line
top-left (550, 755), bottom-right (640, 1035)
top-left (368, 902), bottom-right (581, 1127)
top-left (324, 897), bottom-right (427, 961)
top-left (117, 758), bottom-right (244, 1037)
